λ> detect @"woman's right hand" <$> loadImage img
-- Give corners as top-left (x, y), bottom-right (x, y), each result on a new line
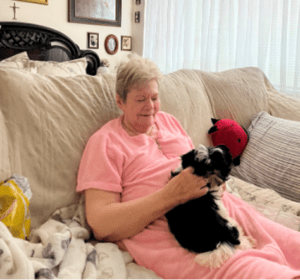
top-left (164, 166), bottom-right (209, 205)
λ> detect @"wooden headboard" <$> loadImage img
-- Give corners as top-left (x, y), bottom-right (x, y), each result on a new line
top-left (0, 21), bottom-right (102, 75)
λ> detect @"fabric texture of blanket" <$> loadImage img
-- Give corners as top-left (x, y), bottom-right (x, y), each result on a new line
top-left (0, 196), bottom-right (161, 279)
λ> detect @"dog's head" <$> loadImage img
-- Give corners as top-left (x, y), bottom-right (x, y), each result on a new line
top-left (172, 144), bottom-right (233, 189)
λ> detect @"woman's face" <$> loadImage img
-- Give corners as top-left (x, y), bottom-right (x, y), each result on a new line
top-left (116, 79), bottom-right (160, 134)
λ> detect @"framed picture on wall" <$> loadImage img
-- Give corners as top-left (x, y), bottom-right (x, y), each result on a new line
top-left (121, 36), bottom-right (132, 51)
top-left (87, 33), bottom-right (99, 49)
top-left (17, 0), bottom-right (48, 4)
top-left (68, 0), bottom-right (122, 27)
top-left (104, 34), bottom-right (119, 55)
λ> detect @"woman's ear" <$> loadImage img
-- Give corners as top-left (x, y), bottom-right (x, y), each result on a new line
top-left (116, 94), bottom-right (124, 110)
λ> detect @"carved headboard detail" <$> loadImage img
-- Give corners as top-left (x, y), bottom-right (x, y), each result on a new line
top-left (0, 22), bottom-right (102, 75)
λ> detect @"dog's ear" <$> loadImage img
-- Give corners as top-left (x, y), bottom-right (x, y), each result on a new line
top-left (181, 149), bottom-right (196, 170)
top-left (216, 145), bottom-right (230, 154)
top-left (233, 156), bottom-right (241, 166)
top-left (210, 148), bottom-right (225, 164)
top-left (211, 145), bottom-right (233, 167)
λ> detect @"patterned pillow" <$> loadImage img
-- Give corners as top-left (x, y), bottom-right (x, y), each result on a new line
top-left (231, 111), bottom-right (300, 202)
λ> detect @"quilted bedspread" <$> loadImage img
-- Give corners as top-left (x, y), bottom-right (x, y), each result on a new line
top-left (0, 197), bottom-right (160, 279)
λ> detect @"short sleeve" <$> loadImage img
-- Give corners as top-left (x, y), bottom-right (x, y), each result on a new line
top-left (76, 130), bottom-right (123, 193)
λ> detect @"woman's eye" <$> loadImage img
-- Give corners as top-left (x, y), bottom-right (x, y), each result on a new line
top-left (137, 99), bottom-right (145, 102)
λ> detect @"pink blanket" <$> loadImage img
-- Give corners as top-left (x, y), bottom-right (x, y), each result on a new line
top-left (123, 192), bottom-right (300, 279)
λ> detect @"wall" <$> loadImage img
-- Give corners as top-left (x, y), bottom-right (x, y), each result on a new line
top-left (0, 0), bottom-right (145, 71)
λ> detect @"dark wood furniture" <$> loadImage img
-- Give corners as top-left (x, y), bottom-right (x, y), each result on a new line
top-left (0, 21), bottom-right (102, 75)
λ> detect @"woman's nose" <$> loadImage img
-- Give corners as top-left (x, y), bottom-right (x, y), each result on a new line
top-left (145, 98), bottom-right (154, 108)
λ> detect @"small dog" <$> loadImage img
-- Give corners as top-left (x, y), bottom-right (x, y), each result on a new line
top-left (165, 144), bottom-right (255, 268)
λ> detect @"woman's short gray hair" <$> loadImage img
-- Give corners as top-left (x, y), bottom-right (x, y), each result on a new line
top-left (116, 54), bottom-right (163, 102)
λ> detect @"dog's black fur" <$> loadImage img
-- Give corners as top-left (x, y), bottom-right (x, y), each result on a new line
top-left (165, 145), bottom-right (240, 254)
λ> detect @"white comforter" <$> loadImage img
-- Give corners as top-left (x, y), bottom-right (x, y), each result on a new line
top-left (0, 198), bottom-right (161, 279)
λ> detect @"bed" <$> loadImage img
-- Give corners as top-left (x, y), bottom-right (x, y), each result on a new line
top-left (0, 21), bottom-right (101, 75)
top-left (2, 21), bottom-right (300, 279)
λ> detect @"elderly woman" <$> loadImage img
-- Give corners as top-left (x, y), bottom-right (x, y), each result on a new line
top-left (77, 55), bottom-right (300, 279)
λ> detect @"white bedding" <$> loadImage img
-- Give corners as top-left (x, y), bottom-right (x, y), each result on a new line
top-left (0, 197), bottom-right (161, 279)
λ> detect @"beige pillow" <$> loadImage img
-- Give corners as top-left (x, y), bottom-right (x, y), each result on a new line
top-left (159, 69), bottom-right (214, 148)
top-left (0, 52), bottom-right (30, 69)
top-left (199, 67), bottom-right (270, 129)
top-left (28, 58), bottom-right (87, 76)
top-left (0, 68), bottom-right (120, 229)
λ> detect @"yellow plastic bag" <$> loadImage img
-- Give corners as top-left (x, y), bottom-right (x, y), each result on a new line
top-left (0, 174), bottom-right (32, 239)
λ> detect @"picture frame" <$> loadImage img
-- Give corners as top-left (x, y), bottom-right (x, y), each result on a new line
top-left (17, 0), bottom-right (48, 4)
top-left (87, 33), bottom-right (99, 49)
top-left (121, 36), bottom-right (132, 51)
top-left (68, 0), bottom-right (122, 27)
top-left (104, 34), bottom-right (119, 55)
top-left (135, 11), bottom-right (140, 23)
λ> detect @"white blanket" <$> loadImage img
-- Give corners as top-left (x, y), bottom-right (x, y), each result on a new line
top-left (0, 198), bottom-right (161, 279)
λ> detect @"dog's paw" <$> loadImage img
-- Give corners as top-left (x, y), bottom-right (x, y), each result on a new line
top-left (237, 235), bottom-right (256, 250)
top-left (248, 236), bottom-right (257, 248)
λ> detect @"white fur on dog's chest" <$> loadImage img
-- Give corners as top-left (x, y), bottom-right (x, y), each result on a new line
top-left (215, 198), bottom-right (231, 221)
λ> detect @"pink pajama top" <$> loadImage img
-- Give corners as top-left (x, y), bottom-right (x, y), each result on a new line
top-left (77, 111), bottom-right (300, 279)
top-left (77, 111), bottom-right (193, 198)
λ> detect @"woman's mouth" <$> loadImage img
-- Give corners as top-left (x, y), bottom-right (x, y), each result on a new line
top-left (140, 114), bottom-right (153, 117)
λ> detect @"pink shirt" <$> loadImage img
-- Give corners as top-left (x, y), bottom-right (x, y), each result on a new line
top-left (76, 111), bottom-right (194, 201)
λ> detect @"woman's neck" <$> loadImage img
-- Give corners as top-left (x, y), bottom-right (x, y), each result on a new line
top-left (121, 116), bottom-right (155, 136)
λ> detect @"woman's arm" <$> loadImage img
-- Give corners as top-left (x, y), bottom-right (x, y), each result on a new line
top-left (85, 167), bottom-right (208, 242)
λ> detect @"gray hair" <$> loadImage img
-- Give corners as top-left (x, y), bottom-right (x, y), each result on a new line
top-left (116, 53), bottom-right (163, 102)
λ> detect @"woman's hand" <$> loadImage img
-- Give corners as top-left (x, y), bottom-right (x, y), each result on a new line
top-left (163, 166), bottom-right (209, 205)
top-left (85, 167), bottom-right (209, 242)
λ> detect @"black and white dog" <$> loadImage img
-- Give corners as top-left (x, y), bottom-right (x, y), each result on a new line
top-left (165, 144), bottom-right (255, 268)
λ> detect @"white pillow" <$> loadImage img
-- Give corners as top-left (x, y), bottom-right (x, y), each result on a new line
top-left (0, 52), bottom-right (30, 69)
top-left (28, 58), bottom-right (87, 76)
top-left (0, 52), bottom-right (87, 76)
